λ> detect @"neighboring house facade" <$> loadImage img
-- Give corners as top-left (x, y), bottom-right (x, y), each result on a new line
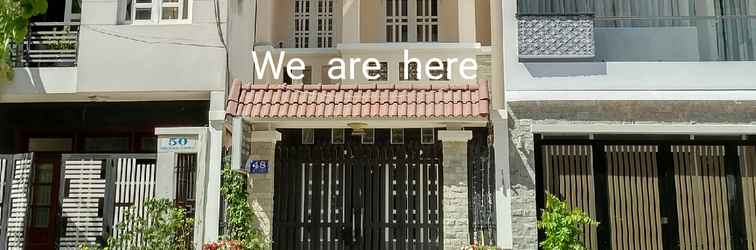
top-left (496, 0), bottom-right (756, 249)
top-left (224, 0), bottom-right (499, 249)
top-left (0, 0), bottom-right (230, 248)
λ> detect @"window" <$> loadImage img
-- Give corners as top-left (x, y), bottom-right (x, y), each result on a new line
top-left (84, 137), bottom-right (130, 152)
top-left (122, 0), bottom-right (191, 24)
top-left (399, 62), bottom-right (419, 81)
top-left (293, 0), bottom-right (334, 48)
top-left (421, 128), bottom-right (435, 144)
top-left (31, 162), bottom-right (54, 228)
top-left (331, 129), bottom-right (345, 144)
top-left (302, 129), bottom-right (315, 144)
top-left (361, 129), bottom-right (375, 144)
top-left (368, 62), bottom-right (388, 81)
top-left (391, 128), bottom-right (405, 144)
top-left (386, 0), bottom-right (439, 42)
top-left (416, 0), bottom-right (439, 42)
top-left (429, 61), bottom-right (449, 81)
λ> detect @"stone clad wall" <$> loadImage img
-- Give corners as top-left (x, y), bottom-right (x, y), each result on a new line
top-left (442, 141), bottom-right (471, 249)
top-left (248, 141), bottom-right (276, 241)
top-left (508, 116), bottom-right (538, 250)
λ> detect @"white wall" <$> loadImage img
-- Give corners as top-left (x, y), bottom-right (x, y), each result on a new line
top-left (75, 0), bottom-right (227, 93)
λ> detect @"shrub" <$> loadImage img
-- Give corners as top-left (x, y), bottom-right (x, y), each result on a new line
top-left (538, 193), bottom-right (598, 250)
top-left (218, 165), bottom-right (266, 249)
top-left (101, 198), bottom-right (194, 250)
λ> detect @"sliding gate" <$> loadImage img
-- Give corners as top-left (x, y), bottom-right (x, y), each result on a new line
top-left (536, 140), bottom-right (756, 250)
top-left (273, 142), bottom-right (444, 250)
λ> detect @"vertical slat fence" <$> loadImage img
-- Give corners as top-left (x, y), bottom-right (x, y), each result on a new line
top-left (739, 146), bottom-right (756, 250)
top-left (672, 145), bottom-right (732, 250)
top-left (5, 153), bottom-right (34, 250)
top-left (541, 144), bottom-right (598, 249)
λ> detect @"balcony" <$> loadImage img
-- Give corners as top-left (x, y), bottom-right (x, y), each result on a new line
top-left (10, 22), bottom-right (80, 67)
top-left (518, 14), bottom-right (756, 61)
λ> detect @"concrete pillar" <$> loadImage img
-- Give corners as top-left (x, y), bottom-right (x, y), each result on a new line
top-left (247, 130), bottom-right (281, 242)
top-left (438, 129), bottom-right (473, 250)
top-left (458, 0), bottom-right (477, 42)
top-left (342, 0), bottom-right (360, 43)
top-left (204, 90), bottom-right (226, 245)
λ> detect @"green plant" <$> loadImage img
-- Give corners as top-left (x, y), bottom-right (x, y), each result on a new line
top-left (102, 198), bottom-right (194, 250)
top-left (219, 164), bottom-right (266, 249)
top-left (47, 25), bottom-right (75, 50)
top-left (1, 0), bottom-right (48, 81)
top-left (538, 194), bottom-right (598, 250)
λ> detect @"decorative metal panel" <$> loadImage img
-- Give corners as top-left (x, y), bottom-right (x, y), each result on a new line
top-left (58, 154), bottom-right (157, 249)
top-left (59, 157), bottom-right (107, 249)
top-left (6, 154), bottom-right (34, 250)
top-left (518, 14), bottom-right (595, 59)
top-left (0, 155), bottom-right (13, 250)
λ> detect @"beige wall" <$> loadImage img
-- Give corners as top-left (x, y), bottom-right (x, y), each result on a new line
top-left (476, 0), bottom-right (491, 46)
top-left (272, 0), bottom-right (291, 47)
top-left (439, 0), bottom-right (460, 42)
top-left (360, 0), bottom-right (383, 43)
top-left (259, 0), bottom-right (490, 46)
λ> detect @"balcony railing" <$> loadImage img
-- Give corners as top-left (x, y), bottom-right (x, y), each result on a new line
top-left (518, 14), bottom-right (595, 59)
top-left (518, 14), bottom-right (756, 62)
top-left (10, 22), bottom-right (80, 67)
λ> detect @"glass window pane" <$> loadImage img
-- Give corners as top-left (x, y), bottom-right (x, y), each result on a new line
top-left (32, 207), bottom-right (49, 227)
top-left (331, 129), bottom-right (345, 144)
top-left (84, 137), bottom-right (130, 152)
top-left (182, 0), bottom-right (189, 19)
top-left (136, 0), bottom-right (151, 3)
top-left (140, 136), bottom-right (157, 152)
top-left (34, 186), bottom-right (51, 205)
top-left (302, 129), bottom-right (315, 144)
top-left (135, 8), bottom-right (152, 20)
top-left (391, 128), bottom-right (404, 144)
top-left (162, 7), bottom-right (179, 19)
top-left (36, 163), bottom-right (53, 183)
top-left (72, 0), bottom-right (81, 13)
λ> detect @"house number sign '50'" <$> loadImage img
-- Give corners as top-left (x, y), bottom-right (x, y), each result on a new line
top-left (159, 135), bottom-right (197, 152)
top-left (168, 137), bottom-right (189, 146)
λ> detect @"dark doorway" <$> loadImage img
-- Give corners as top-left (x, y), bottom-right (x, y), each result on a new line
top-left (26, 153), bottom-right (61, 250)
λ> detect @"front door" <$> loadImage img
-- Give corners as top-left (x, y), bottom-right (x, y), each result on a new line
top-left (26, 154), bottom-right (61, 250)
top-left (273, 129), bottom-right (444, 250)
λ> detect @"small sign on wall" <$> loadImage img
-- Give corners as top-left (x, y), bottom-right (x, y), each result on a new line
top-left (158, 135), bottom-right (198, 152)
top-left (246, 160), bottom-right (269, 174)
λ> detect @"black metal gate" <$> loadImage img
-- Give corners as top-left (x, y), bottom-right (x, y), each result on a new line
top-left (273, 129), bottom-right (444, 250)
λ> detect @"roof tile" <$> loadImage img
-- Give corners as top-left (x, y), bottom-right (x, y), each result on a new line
top-left (226, 80), bottom-right (489, 119)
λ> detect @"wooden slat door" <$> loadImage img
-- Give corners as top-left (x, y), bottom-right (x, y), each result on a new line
top-left (541, 145), bottom-right (599, 249)
top-left (672, 145), bottom-right (732, 250)
top-left (739, 146), bottom-right (756, 250)
top-left (605, 145), bottom-right (664, 250)
top-left (5, 153), bottom-right (34, 250)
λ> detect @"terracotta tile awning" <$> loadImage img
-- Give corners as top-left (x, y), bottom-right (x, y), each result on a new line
top-left (225, 80), bottom-right (489, 119)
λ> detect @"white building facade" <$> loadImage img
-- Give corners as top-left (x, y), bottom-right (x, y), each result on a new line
top-left (495, 0), bottom-right (756, 248)
top-left (0, 0), bottom-right (231, 247)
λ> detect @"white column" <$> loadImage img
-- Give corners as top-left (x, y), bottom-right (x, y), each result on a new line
top-left (204, 90), bottom-right (226, 245)
top-left (438, 129), bottom-right (473, 250)
top-left (492, 110), bottom-right (513, 249)
top-left (342, 0), bottom-right (361, 43)
top-left (458, 0), bottom-right (477, 42)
